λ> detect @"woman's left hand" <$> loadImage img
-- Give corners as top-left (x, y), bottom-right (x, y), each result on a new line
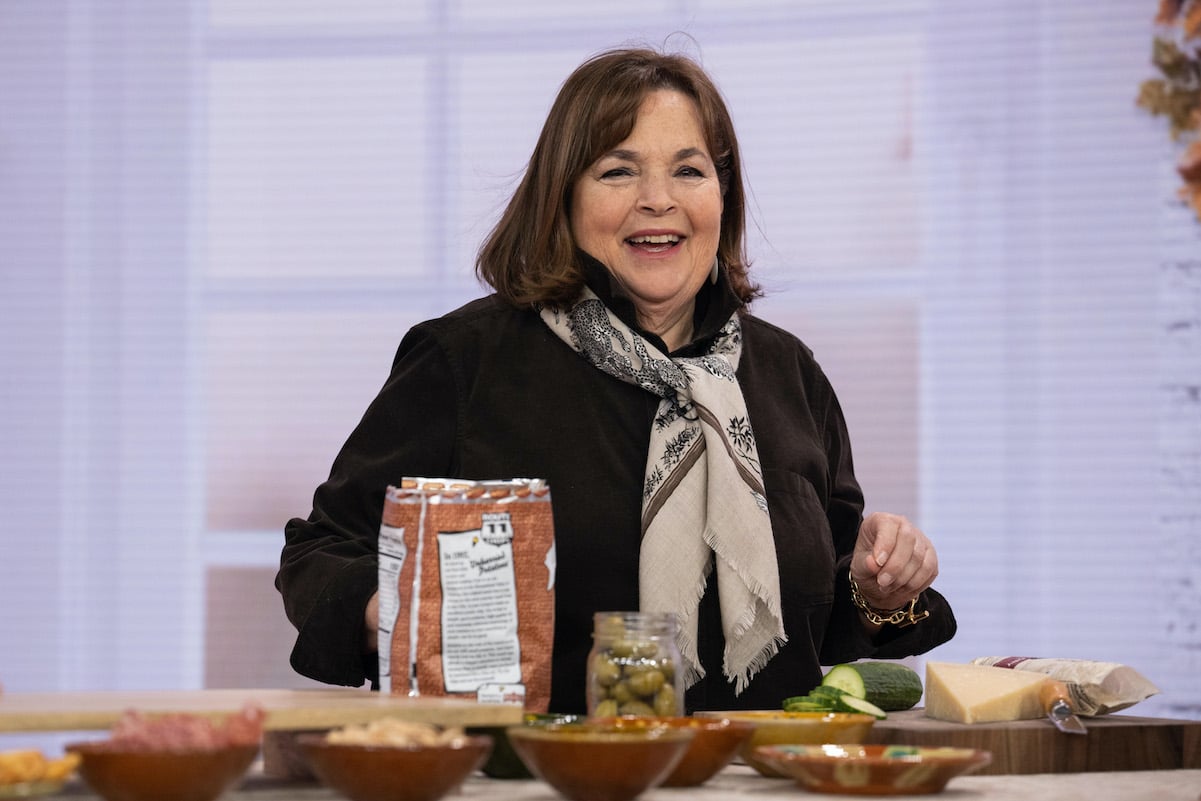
top-left (850, 512), bottom-right (939, 611)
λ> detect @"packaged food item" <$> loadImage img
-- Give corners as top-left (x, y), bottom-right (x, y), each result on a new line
top-left (587, 611), bottom-right (684, 717)
top-left (970, 656), bottom-right (1160, 715)
top-left (378, 478), bottom-right (556, 712)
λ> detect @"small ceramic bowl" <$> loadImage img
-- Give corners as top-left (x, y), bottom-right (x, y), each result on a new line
top-left (695, 710), bottom-right (876, 778)
top-left (64, 741), bottom-right (259, 801)
top-left (592, 716), bottom-right (755, 787)
top-left (753, 744), bottom-right (993, 795)
top-left (506, 722), bottom-right (695, 801)
top-left (469, 712), bottom-right (583, 779)
top-left (297, 734), bottom-right (492, 801)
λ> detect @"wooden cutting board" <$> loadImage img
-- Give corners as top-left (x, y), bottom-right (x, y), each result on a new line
top-left (0, 688), bottom-right (523, 733)
top-left (869, 708), bottom-right (1201, 774)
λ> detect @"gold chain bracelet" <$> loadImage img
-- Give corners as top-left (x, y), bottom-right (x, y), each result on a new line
top-left (849, 575), bottom-right (930, 628)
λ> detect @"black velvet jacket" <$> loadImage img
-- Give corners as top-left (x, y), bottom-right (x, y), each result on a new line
top-left (277, 261), bottom-right (956, 712)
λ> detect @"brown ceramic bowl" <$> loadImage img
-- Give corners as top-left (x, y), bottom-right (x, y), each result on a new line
top-left (754, 744), bottom-right (992, 794)
top-left (695, 710), bottom-right (876, 778)
top-left (297, 733), bottom-right (491, 801)
top-left (469, 712), bottom-right (584, 779)
top-left (592, 716), bottom-right (754, 787)
top-left (506, 722), bottom-right (695, 801)
top-left (64, 741), bottom-right (259, 801)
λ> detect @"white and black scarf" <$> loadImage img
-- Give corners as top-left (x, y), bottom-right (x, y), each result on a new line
top-left (540, 287), bottom-right (785, 693)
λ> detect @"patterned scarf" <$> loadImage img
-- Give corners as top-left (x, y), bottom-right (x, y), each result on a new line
top-left (540, 287), bottom-right (786, 693)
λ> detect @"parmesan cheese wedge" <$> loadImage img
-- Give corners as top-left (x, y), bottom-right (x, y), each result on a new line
top-left (924, 661), bottom-right (1049, 723)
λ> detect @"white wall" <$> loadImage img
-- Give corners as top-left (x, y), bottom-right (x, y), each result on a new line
top-left (1, 0), bottom-right (1196, 721)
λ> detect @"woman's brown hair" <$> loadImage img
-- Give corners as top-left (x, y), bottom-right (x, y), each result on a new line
top-left (475, 46), bottom-right (759, 309)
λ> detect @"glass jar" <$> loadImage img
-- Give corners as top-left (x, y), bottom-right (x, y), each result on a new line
top-left (586, 611), bottom-right (684, 717)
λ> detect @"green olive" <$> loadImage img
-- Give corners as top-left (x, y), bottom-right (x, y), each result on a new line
top-left (626, 669), bottom-right (665, 698)
top-left (595, 616), bottom-right (626, 639)
top-left (652, 684), bottom-right (678, 716)
top-left (610, 679), bottom-right (633, 704)
top-left (617, 700), bottom-right (656, 717)
top-left (608, 639), bottom-right (636, 658)
top-left (632, 641), bottom-right (659, 659)
top-left (622, 660), bottom-right (654, 679)
top-left (591, 654), bottom-right (621, 687)
top-left (592, 699), bottom-right (619, 718)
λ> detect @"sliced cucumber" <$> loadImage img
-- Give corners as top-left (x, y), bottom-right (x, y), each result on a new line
top-left (834, 693), bottom-right (888, 720)
top-left (822, 664), bottom-right (868, 698)
top-left (782, 699), bottom-right (833, 712)
top-left (821, 661), bottom-right (924, 712)
top-left (808, 685), bottom-right (845, 701)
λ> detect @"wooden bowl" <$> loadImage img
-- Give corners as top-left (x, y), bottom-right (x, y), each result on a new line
top-left (64, 742), bottom-right (258, 801)
top-left (506, 722), bottom-right (695, 801)
top-left (592, 716), bottom-right (755, 787)
top-left (297, 733), bottom-right (491, 801)
top-left (754, 744), bottom-right (992, 794)
top-left (695, 710), bottom-right (876, 778)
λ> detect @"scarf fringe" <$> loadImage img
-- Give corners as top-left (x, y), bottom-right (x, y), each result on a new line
top-left (661, 556), bottom-right (713, 689)
top-left (728, 632), bottom-right (789, 695)
top-left (704, 527), bottom-right (784, 620)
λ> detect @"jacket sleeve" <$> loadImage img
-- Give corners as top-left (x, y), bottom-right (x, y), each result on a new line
top-left (815, 374), bottom-right (957, 666)
top-left (275, 325), bottom-right (458, 687)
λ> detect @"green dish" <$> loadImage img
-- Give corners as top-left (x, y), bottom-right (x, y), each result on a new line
top-left (469, 713), bottom-right (583, 779)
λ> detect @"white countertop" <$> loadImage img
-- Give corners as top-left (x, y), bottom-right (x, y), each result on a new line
top-left (47, 763), bottom-right (1201, 801)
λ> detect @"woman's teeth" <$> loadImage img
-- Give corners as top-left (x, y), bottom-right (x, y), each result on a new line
top-left (628, 234), bottom-right (680, 251)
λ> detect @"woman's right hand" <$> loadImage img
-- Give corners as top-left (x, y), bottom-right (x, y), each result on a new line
top-left (365, 591), bottom-right (380, 652)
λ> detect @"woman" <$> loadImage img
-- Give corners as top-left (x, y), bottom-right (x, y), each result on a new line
top-left (277, 46), bottom-right (956, 713)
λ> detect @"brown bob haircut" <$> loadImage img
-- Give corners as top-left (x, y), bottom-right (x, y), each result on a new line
top-left (475, 46), bottom-right (760, 310)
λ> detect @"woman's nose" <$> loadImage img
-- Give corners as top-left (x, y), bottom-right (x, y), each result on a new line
top-left (637, 173), bottom-right (676, 214)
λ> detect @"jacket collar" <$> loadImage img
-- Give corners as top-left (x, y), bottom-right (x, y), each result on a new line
top-left (577, 250), bottom-right (743, 356)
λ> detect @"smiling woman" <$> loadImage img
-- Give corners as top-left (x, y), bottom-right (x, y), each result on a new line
top-left (276, 45), bottom-right (956, 715)
top-left (569, 90), bottom-right (723, 351)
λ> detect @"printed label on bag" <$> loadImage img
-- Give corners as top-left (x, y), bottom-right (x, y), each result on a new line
top-left (477, 683), bottom-right (527, 706)
top-left (376, 524), bottom-right (407, 693)
top-left (437, 513), bottom-right (522, 692)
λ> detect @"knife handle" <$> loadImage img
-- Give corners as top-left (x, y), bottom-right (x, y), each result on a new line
top-left (1039, 679), bottom-right (1073, 713)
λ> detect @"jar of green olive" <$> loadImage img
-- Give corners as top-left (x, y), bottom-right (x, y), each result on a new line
top-left (586, 611), bottom-right (684, 717)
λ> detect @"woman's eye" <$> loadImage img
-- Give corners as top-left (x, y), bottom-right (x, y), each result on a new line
top-left (677, 165), bottom-right (706, 178)
top-left (600, 167), bottom-right (634, 179)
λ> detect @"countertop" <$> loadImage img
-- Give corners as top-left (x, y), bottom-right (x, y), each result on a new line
top-left (43, 764), bottom-right (1201, 801)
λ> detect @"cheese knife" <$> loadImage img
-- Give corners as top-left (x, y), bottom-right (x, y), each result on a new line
top-left (1040, 679), bottom-right (1087, 735)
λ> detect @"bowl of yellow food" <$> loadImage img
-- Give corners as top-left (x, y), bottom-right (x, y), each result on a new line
top-left (694, 710), bottom-right (876, 777)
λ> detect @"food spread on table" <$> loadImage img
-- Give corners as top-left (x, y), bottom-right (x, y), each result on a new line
top-left (0, 655), bottom-right (1192, 797)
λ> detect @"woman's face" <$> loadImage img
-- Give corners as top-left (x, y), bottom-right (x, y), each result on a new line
top-left (570, 89), bottom-right (722, 330)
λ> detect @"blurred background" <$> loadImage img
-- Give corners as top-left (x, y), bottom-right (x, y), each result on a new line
top-left (2, 0), bottom-right (1197, 723)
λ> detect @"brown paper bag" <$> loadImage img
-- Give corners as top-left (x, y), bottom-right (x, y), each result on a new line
top-left (378, 478), bottom-right (556, 712)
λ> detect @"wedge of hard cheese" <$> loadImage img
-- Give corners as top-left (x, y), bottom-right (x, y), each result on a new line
top-left (924, 661), bottom-right (1049, 723)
